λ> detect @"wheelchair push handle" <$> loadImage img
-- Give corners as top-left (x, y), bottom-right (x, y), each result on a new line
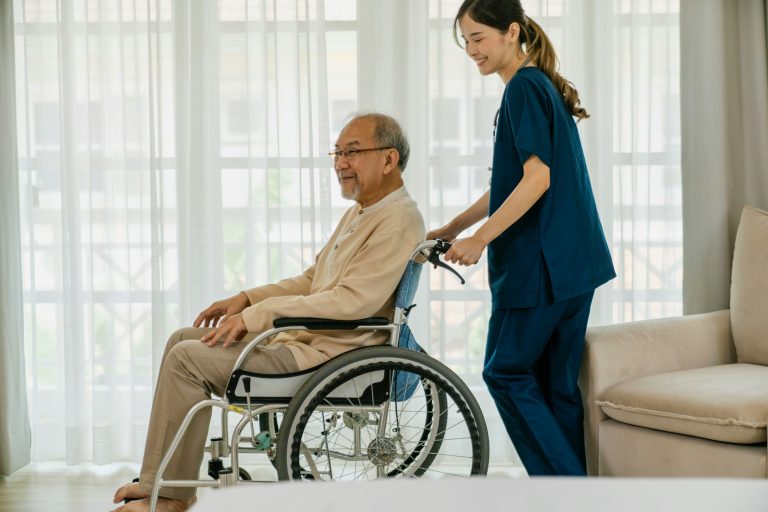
top-left (428, 239), bottom-right (466, 285)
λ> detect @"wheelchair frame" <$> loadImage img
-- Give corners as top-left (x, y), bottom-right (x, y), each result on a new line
top-left (148, 240), bottom-right (488, 512)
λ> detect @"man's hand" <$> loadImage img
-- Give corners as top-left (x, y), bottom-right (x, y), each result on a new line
top-left (200, 314), bottom-right (248, 348)
top-left (444, 235), bottom-right (487, 266)
top-left (193, 292), bottom-right (250, 328)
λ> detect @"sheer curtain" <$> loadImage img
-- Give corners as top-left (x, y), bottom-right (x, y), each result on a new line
top-left (13, 0), bottom-right (681, 467)
top-left (14, 0), bottom-right (339, 464)
top-left (1, 0), bottom-right (32, 476)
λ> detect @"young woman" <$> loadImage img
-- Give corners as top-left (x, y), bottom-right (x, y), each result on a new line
top-left (427, 0), bottom-right (615, 476)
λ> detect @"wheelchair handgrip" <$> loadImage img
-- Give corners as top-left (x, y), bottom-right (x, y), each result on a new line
top-left (273, 317), bottom-right (390, 330)
top-left (428, 239), bottom-right (466, 285)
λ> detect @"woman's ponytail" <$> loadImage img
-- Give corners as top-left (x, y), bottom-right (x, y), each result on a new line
top-left (523, 16), bottom-right (589, 121)
top-left (454, 1), bottom-right (589, 121)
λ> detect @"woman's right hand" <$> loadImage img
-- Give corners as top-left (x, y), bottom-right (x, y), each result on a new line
top-left (193, 292), bottom-right (251, 328)
top-left (426, 223), bottom-right (460, 242)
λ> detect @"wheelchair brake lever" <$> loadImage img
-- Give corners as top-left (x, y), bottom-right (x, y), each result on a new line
top-left (428, 239), bottom-right (466, 285)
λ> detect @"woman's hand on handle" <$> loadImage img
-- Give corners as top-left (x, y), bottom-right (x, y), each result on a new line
top-left (444, 235), bottom-right (487, 266)
top-left (427, 190), bottom-right (490, 243)
top-left (426, 224), bottom-right (459, 242)
top-left (193, 292), bottom-right (251, 328)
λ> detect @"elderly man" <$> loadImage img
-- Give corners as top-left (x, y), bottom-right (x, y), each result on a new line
top-left (112, 113), bottom-right (425, 512)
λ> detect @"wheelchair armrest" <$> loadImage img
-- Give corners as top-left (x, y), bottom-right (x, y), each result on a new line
top-left (272, 317), bottom-right (390, 330)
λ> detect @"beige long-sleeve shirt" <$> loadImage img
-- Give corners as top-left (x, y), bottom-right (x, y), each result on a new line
top-left (241, 186), bottom-right (426, 370)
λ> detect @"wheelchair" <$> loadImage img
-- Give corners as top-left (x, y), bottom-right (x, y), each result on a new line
top-left (149, 240), bottom-right (490, 512)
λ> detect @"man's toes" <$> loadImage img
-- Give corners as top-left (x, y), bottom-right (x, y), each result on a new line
top-left (113, 482), bottom-right (147, 503)
top-left (110, 496), bottom-right (196, 512)
top-left (113, 484), bottom-right (128, 503)
top-left (113, 485), bottom-right (129, 502)
top-left (111, 498), bottom-right (150, 512)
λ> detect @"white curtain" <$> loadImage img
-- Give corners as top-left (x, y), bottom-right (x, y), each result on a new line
top-left (1, 0), bottom-right (32, 476)
top-left (680, 0), bottom-right (768, 315)
top-left (12, 0), bottom-right (681, 467)
top-left (14, 0), bottom-right (340, 464)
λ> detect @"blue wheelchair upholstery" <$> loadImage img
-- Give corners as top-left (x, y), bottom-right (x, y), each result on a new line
top-left (390, 260), bottom-right (424, 400)
top-left (394, 259), bottom-right (423, 353)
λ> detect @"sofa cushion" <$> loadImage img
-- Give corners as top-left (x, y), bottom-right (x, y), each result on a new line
top-left (731, 205), bottom-right (768, 365)
top-left (596, 364), bottom-right (768, 444)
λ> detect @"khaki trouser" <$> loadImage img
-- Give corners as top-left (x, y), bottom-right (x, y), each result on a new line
top-left (138, 327), bottom-right (299, 500)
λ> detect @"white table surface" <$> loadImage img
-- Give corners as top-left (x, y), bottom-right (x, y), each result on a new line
top-left (191, 477), bottom-right (768, 512)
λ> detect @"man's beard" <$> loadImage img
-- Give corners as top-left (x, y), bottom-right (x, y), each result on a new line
top-left (340, 181), bottom-right (360, 201)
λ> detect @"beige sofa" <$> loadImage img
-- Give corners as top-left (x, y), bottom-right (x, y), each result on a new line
top-left (580, 205), bottom-right (768, 477)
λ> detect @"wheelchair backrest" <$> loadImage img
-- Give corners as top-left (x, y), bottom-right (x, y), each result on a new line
top-left (394, 260), bottom-right (424, 352)
top-left (394, 259), bottom-right (423, 312)
top-left (390, 240), bottom-right (462, 401)
top-left (392, 259), bottom-right (424, 400)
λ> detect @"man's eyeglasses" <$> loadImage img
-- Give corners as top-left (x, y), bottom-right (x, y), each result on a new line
top-left (329, 147), bottom-right (392, 161)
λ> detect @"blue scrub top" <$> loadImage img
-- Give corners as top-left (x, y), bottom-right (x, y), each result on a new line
top-left (488, 67), bottom-right (615, 309)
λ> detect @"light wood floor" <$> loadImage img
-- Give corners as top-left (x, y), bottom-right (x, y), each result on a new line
top-left (0, 462), bottom-right (230, 512)
top-left (0, 462), bottom-right (521, 512)
top-left (0, 463), bottom-right (142, 512)
top-left (0, 464), bottom-right (138, 512)
top-left (0, 458), bottom-right (304, 512)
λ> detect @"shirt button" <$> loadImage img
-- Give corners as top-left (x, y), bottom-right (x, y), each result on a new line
top-left (334, 244), bottom-right (339, 250)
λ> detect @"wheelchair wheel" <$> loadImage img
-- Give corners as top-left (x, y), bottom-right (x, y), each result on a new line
top-left (275, 346), bottom-right (488, 480)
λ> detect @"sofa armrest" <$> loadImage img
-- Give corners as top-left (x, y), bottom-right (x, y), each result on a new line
top-left (579, 310), bottom-right (734, 475)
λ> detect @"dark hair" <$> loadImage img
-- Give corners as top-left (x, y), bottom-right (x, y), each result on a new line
top-left (352, 112), bottom-right (411, 172)
top-left (454, 0), bottom-right (589, 120)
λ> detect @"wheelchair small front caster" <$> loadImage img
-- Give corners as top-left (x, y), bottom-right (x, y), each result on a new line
top-left (238, 467), bottom-right (252, 481)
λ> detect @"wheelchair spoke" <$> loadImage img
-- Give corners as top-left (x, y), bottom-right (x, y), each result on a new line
top-left (278, 348), bottom-right (488, 481)
top-left (409, 466), bottom-right (476, 478)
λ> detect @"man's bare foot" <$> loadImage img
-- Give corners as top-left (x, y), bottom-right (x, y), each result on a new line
top-left (113, 482), bottom-right (149, 503)
top-left (110, 495), bottom-right (196, 512)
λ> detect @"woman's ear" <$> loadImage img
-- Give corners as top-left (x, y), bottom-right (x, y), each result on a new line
top-left (507, 22), bottom-right (520, 42)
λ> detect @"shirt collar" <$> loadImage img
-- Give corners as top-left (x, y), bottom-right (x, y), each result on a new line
top-left (357, 186), bottom-right (408, 215)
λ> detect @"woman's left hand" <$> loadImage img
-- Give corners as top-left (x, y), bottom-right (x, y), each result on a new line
top-left (444, 236), bottom-right (487, 266)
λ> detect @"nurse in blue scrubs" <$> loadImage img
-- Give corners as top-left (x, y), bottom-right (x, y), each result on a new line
top-left (427, 0), bottom-right (616, 476)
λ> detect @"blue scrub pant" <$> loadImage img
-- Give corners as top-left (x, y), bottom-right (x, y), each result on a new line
top-left (483, 291), bottom-right (594, 476)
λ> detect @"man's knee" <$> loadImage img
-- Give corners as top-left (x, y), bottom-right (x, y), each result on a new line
top-left (160, 340), bottom-right (208, 384)
top-left (166, 338), bottom-right (208, 363)
top-left (166, 327), bottom-right (208, 351)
